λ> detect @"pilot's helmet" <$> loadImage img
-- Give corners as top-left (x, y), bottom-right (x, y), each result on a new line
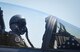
top-left (9, 15), bottom-right (26, 35)
top-left (9, 15), bottom-right (26, 26)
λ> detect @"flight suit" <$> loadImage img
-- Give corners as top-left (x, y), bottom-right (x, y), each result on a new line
top-left (0, 32), bottom-right (27, 48)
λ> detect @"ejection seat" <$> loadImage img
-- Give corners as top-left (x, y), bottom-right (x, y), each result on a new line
top-left (42, 16), bottom-right (80, 50)
top-left (42, 15), bottom-right (80, 50)
top-left (42, 16), bottom-right (57, 49)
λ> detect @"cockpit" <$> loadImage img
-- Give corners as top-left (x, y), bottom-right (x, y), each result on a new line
top-left (0, 2), bottom-right (80, 51)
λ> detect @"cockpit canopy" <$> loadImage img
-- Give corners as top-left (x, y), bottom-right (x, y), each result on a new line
top-left (0, 2), bottom-right (80, 49)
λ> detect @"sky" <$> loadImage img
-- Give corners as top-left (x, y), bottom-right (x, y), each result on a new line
top-left (0, 0), bottom-right (80, 48)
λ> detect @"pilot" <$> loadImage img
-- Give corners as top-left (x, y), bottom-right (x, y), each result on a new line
top-left (9, 15), bottom-right (34, 48)
top-left (9, 15), bottom-right (28, 47)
